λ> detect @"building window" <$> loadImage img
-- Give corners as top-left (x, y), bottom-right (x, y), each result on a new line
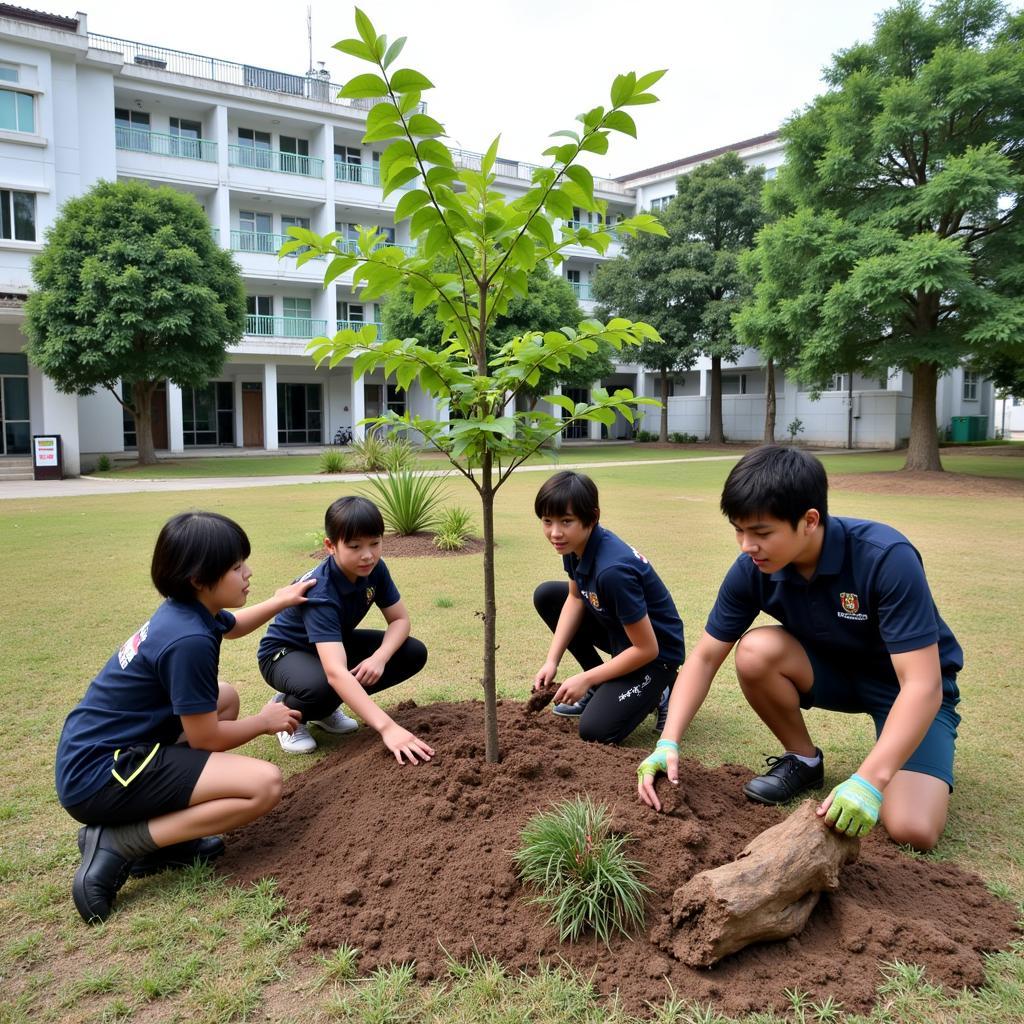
top-left (721, 373), bottom-right (748, 395)
top-left (335, 145), bottom-right (367, 184)
top-left (0, 66), bottom-right (18, 83)
top-left (279, 135), bottom-right (310, 175)
top-left (962, 370), bottom-right (979, 402)
top-left (246, 295), bottom-right (274, 334)
top-left (0, 189), bottom-right (35, 241)
top-left (337, 300), bottom-right (364, 324)
top-left (649, 195), bottom-right (673, 212)
top-left (277, 383), bottom-right (322, 444)
top-left (182, 382), bottom-right (234, 446)
top-left (239, 210), bottom-right (273, 251)
top-left (281, 214), bottom-right (311, 256)
top-left (114, 107), bottom-right (151, 151)
top-left (828, 373), bottom-right (848, 392)
top-left (282, 297), bottom-right (312, 336)
top-left (0, 351), bottom-right (30, 455)
top-left (169, 116), bottom-right (203, 159)
top-left (386, 383), bottom-right (406, 417)
top-left (237, 127), bottom-right (272, 169)
top-left (0, 89), bottom-right (34, 133)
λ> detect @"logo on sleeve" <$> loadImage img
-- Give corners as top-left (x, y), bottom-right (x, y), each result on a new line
top-left (582, 589), bottom-right (602, 610)
top-left (118, 621), bottom-right (150, 669)
top-left (838, 592), bottom-right (868, 621)
top-left (630, 547), bottom-right (649, 564)
top-left (365, 586), bottom-right (375, 605)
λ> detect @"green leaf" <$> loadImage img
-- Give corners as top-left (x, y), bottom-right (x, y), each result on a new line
top-left (398, 90), bottom-right (421, 115)
top-left (394, 189), bottom-right (431, 223)
top-left (424, 223), bottom-right (449, 259)
top-left (549, 129), bottom-right (580, 142)
top-left (354, 8), bottom-right (377, 48)
top-left (544, 188), bottom-right (574, 221)
top-left (382, 36), bottom-right (406, 69)
top-left (425, 165), bottom-right (459, 189)
top-left (544, 394), bottom-right (577, 414)
top-left (382, 165), bottom-right (421, 198)
top-left (565, 165), bottom-right (594, 203)
top-left (610, 72), bottom-right (636, 108)
top-left (407, 113), bottom-right (445, 138)
top-left (622, 92), bottom-right (658, 106)
top-left (334, 38), bottom-right (374, 61)
top-left (391, 68), bottom-right (434, 93)
top-left (365, 101), bottom-right (400, 134)
top-left (526, 215), bottom-right (555, 250)
top-left (324, 255), bottom-right (357, 286)
top-left (635, 69), bottom-right (667, 91)
top-left (580, 132), bottom-right (609, 155)
top-left (418, 139), bottom-right (454, 167)
top-left (339, 73), bottom-right (389, 99)
top-left (482, 135), bottom-right (500, 176)
top-left (362, 121), bottom-right (403, 145)
top-left (604, 110), bottom-right (637, 138)
top-left (409, 204), bottom-right (441, 237)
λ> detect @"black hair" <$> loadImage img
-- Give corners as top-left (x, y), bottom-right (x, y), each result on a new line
top-left (324, 496), bottom-right (385, 544)
top-left (151, 511), bottom-right (251, 602)
top-left (534, 471), bottom-right (600, 526)
top-left (720, 445), bottom-right (829, 528)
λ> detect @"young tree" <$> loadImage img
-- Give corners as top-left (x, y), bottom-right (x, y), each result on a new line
top-left (24, 180), bottom-right (246, 465)
top-left (294, 9), bottom-right (666, 762)
top-left (736, 0), bottom-right (1024, 471)
top-left (594, 153), bottom-right (766, 442)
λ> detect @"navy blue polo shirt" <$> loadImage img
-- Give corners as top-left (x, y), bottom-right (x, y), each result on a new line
top-left (564, 525), bottom-right (685, 666)
top-left (257, 556), bottom-right (401, 661)
top-left (55, 599), bottom-right (235, 807)
top-left (705, 516), bottom-right (962, 688)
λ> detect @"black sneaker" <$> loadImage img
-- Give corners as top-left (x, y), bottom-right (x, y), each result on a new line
top-left (742, 749), bottom-right (825, 805)
top-left (654, 686), bottom-right (671, 733)
top-left (72, 825), bottom-right (132, 924)
top-left (552, 687), bottom-right (595, 717)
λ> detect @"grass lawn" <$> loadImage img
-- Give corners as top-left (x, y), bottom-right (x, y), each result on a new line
top-left (1, 453), bottom-right (1021, 1023)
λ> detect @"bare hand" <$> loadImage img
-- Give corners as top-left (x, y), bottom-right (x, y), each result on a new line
top-left (276, 578), bottom-right (316, 607)
top-left (533, 660), bottom-right (558, 692)
top-left (637, 740), bottom-right (680, 813)
top-left (261, 698), bottom-right (302, 736)
top-left (352, 654), bottom-right (387, 687)
top-left (553, 673), bottom-right (590, 707)
top-left (380, 722), bottom-right (434, 765)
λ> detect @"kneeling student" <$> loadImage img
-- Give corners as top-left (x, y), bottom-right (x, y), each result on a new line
top-left (637, 445), bottom-right (962, 851)
top-left (257, 496), bottom-right (433, 764)
top-left (56, 511), bottom-right (313, 924)
top-left (532, 471), bottom-right (684, 743)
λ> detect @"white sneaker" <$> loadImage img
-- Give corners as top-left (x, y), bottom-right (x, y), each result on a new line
top-left (277, 722), bottom-right (317, 754)
top-left (308, 707), bottom-right (359, 735)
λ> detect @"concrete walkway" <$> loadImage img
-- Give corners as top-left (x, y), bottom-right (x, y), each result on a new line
top-left (0, 454), bottom-right (749, 500)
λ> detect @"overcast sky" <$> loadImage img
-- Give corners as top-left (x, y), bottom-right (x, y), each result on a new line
top-left (56, 1), bottom-right (940, 177)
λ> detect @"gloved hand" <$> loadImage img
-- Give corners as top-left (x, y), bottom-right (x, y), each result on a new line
top-left (636, 739), bottom-right (679, 784)
top-left (823, 773), bottom-right (883, 837)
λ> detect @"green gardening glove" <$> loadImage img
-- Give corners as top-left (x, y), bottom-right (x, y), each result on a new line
top-left (824, 773), bottom-right (883, 838)
top-left (637, 739), bottom-right (679, 784)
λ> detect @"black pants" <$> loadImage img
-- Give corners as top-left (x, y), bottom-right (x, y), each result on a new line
top-left (533, 581), bottom-right (678, 744)
top-left (259, 631), bottom-right (427, 721)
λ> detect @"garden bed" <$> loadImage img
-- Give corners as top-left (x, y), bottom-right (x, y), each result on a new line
top-left (223, 700), bottom-right (1018, 1017)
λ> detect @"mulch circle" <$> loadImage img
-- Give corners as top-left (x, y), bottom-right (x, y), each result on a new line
top-left (831, 470), bottom-right (1024, 498)
top-left (222, 700), bottom-right (1019, 1017)
top-left (309, 533), bottom-right (485, 560)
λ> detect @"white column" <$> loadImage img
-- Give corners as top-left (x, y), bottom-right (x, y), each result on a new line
top-left (551, 383), bottom-right (563, 448)
top-left (263, 362), bottom-right (278, 450)
top-left (350, 365), bottom-right (365, 440)
top-left (167, 381), bottom-right (184, 453)
top-left (636, 369), bottom-right (650, 435)
top-left (38, 374), bottom-right (81, 476)
top-left (211, 105), bottom-right (231, 246)
top-left (589, 414), bottom-right (602, 441)
top-left (233, 377), bottom-right (244, 447)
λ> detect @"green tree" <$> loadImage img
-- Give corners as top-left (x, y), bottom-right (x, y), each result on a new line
top-left (295, 8), bottom-right (666, 762)
top-left (737, 0), bottom-right (1024, 471)
top-left (24, 180), bottom-right (246, 465)
top-left (594, 152), bottom-right (766, 442)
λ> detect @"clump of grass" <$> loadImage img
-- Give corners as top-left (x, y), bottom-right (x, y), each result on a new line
top-left (314, 943), bottom-right (360, 986)
top-left (512, 795), bottom-right (650, 944)
top-left (349, 429), bottom-right (389, 472)
top-left (435, 596), bottom-right (454, 608)
top-left (96, 454), bottom-right (112, 472)
top-left (319, 448), bottom-right (349, 474)
top-left (379, 435), bottom-right (418, 473)
top-left (360, 470), bottom-right (448, 535)
top-left (433, 506), bottom-right (474, 551)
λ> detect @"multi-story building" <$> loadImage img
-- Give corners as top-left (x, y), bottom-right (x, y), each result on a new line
top-left (0, 7), bottom-right (995, 475)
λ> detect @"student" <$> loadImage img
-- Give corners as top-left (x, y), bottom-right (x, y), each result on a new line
top-left (531, 471), bottom-right (684, 743)
top-left (56, 511), bottom-right (313, 924)
top-left (637, 445), bottom-right (962, 851)
top-left (257, 495), bottom-right (433, 763)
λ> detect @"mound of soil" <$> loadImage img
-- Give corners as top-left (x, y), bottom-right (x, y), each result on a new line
top-left (309, 532), bottom-right (485, 560)
top-left (223, 701), bottom-right (1018, 1016)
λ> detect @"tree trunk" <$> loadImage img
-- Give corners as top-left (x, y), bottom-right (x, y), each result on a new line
top-left (664, 801), bottom-right (860, 967)
top-left (708, 356), bottom-right (724, 444)
top-left (659, 369), bottom-right (670, 442)
top-left (480, 460), bottom-right (500, 763)
top-left (763, 357), bottom-right (776, 442)
top-left (904, 361), bottom-right (943, 471)
top-left (847, 371), bottom-right (854, 450)
top-left (132, 381), bottom-right (158, 466)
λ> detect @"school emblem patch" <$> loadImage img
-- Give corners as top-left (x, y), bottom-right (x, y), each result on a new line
top-left (118, 621), bottom-right (150, 669)
top-left (840, 592), bottom-right (860, 614)
top-left (587, 591), bottom-right (601, 610)
top-left (365, 586), bottom-right (375, 605)
top-left (630, 546), bottom-right (649, 564)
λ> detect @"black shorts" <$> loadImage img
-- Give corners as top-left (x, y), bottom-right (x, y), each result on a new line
top-left (62, 743), bottom-right (211, 826)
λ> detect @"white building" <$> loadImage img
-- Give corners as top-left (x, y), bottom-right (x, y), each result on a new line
top-left (0, 7), bottom-right (997, 475)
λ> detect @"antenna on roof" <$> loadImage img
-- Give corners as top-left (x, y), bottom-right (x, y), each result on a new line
top-left (307, 5), bottom-right (314, 75)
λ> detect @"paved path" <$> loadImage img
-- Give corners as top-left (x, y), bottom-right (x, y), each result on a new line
top-left (0, 455), bottom-right (748, 500)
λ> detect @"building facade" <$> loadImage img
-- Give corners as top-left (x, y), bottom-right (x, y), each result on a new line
top-left (0, 7), bottom-right (997, 475)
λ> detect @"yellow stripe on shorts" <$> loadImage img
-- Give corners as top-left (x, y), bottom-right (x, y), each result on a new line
top-left (111, 743), bottom-right (161, 787)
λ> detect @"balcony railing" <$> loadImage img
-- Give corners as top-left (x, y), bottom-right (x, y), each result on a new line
top-left (337, 238), bottom-right (417, 257)
top-left (450, 148), bottom-right (629, 195)
top-left (336, 319), bottom-right (383, 338)
top-left (114, 126), bottom-right (217, 161)
top-left (89, 32), bottom-right (426, 114)
top-left (335, 160), bottom-right (381, 187)
top-left (229, 145), bottom-right (324, 177)
top-left (230, 230), bottom-right (324, 259)
top-left (569, 281), bottom-right (593, 300)
top-left (245, 315), bottom-right (328, 338)
top-left (564, 219), bottom-right (621, 239)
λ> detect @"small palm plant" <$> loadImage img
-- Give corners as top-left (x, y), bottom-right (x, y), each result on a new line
top-left (349, 428), bottom-right (390, 472)
top-left (379, 434), bottom-right (418, 473)
top-left (359, 470), bottom-right (448, 535)
top-left (433, 505), bottom-right (474, 551)
top-left (513, 796), bottom-right (650, 944)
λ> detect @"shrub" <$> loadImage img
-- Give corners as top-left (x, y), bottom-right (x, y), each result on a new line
top-left (786, 417), bottom-right (804, 443)
top-left (379, 435), bottom-right (418, 473)
top-left (513, 796), bottom-right (650, 944)
top-left (96, 455), bottom-right (112, 472)
top-left (669, 432), bottom-right (698, 444)
top-left (359, 471), bottom-right (448, 535)
top-left (319, 448), bottom-right (349, 474)
top-left (433, 506), bottom-right (474, 551)
top-left (349, 429), bottom-right (389, 472)
top-left (634, 430), bottom-right (656, 442)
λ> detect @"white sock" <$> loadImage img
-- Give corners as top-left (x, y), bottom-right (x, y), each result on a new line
top-left (788, 750), bottom-right (821, 767)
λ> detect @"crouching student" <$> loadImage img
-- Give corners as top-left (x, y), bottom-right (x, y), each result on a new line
top-left (531, 471), bottom-right (684, 743)
top-left (56, 511), bottom-right (313, 924)
top-left (257, 496), bottom-right (433, 764)
top-left (637, 445), bottom-right (962, 851)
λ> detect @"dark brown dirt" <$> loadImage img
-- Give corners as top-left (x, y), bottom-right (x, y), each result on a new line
top-left (222, 701), bottom-right (1018, 1017)
top-left (309, 532), bottom-right (485, 560)
top-left (525, 683), bottom-right (558, 713)
top-left (831, 470), bottom-right (1024, 498)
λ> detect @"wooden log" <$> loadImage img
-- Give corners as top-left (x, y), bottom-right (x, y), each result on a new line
top-left (667, 800), bottom-right (860, 967)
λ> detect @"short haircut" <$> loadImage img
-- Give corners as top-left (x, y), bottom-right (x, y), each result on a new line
top-left (720, 445), bottom-right (829, 527)
top-left (151, 511), bottom-right (251, 602)
top-left (534, 471), bottom-right (600, 526)
top-left (324, 495), bottom-right (385, 543)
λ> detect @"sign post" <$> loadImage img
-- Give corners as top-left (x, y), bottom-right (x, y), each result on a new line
top-left (32, 435), bottom-right (63, 480)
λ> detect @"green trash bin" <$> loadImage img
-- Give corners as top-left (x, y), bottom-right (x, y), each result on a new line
top-left (950, 417), bottom-right (970, 442)
top-left (966, 415), bottom-right (988, 441)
